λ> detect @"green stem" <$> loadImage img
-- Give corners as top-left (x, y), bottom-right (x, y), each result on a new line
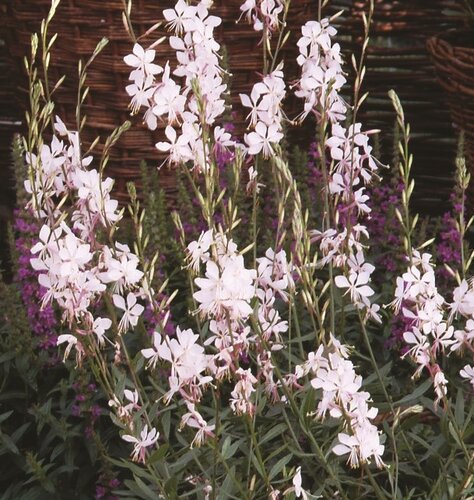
top-left (357, 310), bottom-right (429, 487)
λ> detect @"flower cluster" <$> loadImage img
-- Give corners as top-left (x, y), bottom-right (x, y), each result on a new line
top-left (25, 118), bottom-right (143, 340)
top-left (26, 118), bottom-right (146, 359)
top-left (295, 19), bottom-right (346, 122)
top-left (124, 0), bottom-right (237, 173)
top-left (138, 225), bottom-right (297, 445)
top-left (142, 327), bottom-right (212, 404)
top-left (239, 0), bottom-right (285, 33)
top-left (240, 67), bottom-right (286, 158)
top-left (24, 117), bottom-right (164, 464)
top-left (296, 336), bottom-right (384, 468)
top-left (390, 249), bottom-right (474, 404)
top-left (296, 20), bottom-right (379, 321)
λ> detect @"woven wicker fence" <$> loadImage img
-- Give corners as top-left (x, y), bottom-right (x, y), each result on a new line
top-left (4, 0), bottom-right (317, 202)
top-left (3, 0), bottom-right (466, 212)
top-left (331, 0), bottom-right (464, 213)
top-left (427, 30), bottom-right (474, 177)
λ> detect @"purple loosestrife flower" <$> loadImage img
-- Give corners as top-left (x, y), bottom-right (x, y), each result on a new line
top-left (13, 208), bottom-right (58, 354)
top-left (365, 182), bottom-right (404, 280)
top-left (435, 192), bottom-right (463, 287)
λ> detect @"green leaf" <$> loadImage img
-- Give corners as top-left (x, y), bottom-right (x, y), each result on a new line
top-left (394, 378), bottom-right (432, 407)
top-left (0, 352), bottom-right (16, 364)
top-left (218, 465), bottom-right (237, 500)
top-left (222, 436), bottom-right (240, 460)
top-left (362, 362), bottom-right (392, 387)
top-left (0, 411), bottom-right (13, 424)
top-left (148, 444), bottom-right (169, 464)
top-left (448, 422), bottom-right (463, 448)
top-left (165, 476), bottom-right (178, 497)
top-left (161, 409), bottom-right (171, 441)
top-left (250, 452), bottom-right (265, 479)
top-left (268, 454), bottom-right (292, 481)
top-left (134, 476), bottom-right (159, 500)
top-left (455, 388), bottom-right (465, 427)
top-left (11, 422), bottom-right (31, 443)
top-left (0, 432), bottom-right (19, 454)
top-left (259, 423), bottom-right (287, 446)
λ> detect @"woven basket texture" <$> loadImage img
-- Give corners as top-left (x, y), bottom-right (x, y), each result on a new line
top-left (331, 0), bottom-right (465, 213)
top-left (4, 0), bottom-right (315, 202)
top-left (0, 1), bottom-right (21, 278)
top-left (2, 0), bottom-right (467, 213)
top-left (427, 31), bottom-right (474, 178)
top-left (0, 1), bottom-right (21, 207)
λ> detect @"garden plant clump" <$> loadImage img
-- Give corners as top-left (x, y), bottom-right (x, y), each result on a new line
top-left (7, 0), bottom-right (474, 497)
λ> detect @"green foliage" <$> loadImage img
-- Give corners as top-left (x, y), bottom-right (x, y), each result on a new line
top-left (0, 274), bottom-right (124, 498)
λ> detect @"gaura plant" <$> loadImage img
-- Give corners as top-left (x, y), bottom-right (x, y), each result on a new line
top-left (21, 0), bottom-right (474, 497)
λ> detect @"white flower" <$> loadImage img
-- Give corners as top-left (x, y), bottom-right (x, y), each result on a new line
top-left (141, 331), bottom-right (164, 370)
top-left (194, 255), bottom-right (256, 320)
top-left (100, 244), bottom-right (143, 292)
top-left (245, 122), bottom-right (283, 157)
top-left (433, 369), bottom-right (448, 406)
top-left (125, 76), bottom-right (155, 113)
top-left (156, 125), bottom-right (194, 165)
top-left (57, 233), bottom-right (93, 277)
top-left (180, 402), bottom-right (215, 448)
top-left (113, 293), bottom-right (144, 332)
top-left (92, 317), bottom-right (112, 346)
top-left (403, 327), bottom-right (429, 360)
top-left (333, 422), bottom-right (384, 468)
top-left (122, 425), bottom-right (159, 463)
top-left (57, 334), bottom-right (77, 362)
top-left (430, 323), bottom-right (455, 355)
top-left (152, 63), bottom-right (186, 124)
top-left (187, 230), bottom-right (213, 271)
top-left (246, 166), bottom-right (265, 194)
top-left (292, 467), bottom-right (309, 499)
top-left (418, 300), bottom-right (443, 335)
top-left (230, 368), bottom-right (258, 416)
top-left (159, 327), bottom-right (210, 382)
top-left (460, 365), bottom-right (474, 389)
top-left (163, 0), bottom-right (197, 34)
top-left (256, 247), bottom-right (294, 299)
top-left (335, 270), bottom-right (374, 307)
top-left (124, 43), bottom-right (163, 83)
top-left (450, 280), bottom-right (474, 318)
top-left (57, 334), bottom-right (84, 365)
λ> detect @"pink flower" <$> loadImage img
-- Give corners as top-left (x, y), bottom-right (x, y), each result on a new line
top-left (122, 425), bottom-right (159, 463)
top-left (113, 293), bottom-right (144, 333)
top-left (124, 43), bottom-right (163, 83)
top-left (180, 402), bottom-right (215, 448)
top-left (335, 270), bottom-right (374, 307)
top-left (245, 122), bottom-right (283, 158)
top-left (194, 256), bottom-right (256, 320)
top-left (460, 365), bottom-right (474, 389)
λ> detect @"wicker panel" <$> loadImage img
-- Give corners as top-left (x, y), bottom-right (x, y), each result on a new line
top-left (331, 0), bottom-right (464, 214)
top-left (427, 31), bottom-right (474, 185)
top-left (4, 0), bottom-right (468, 212)
top-left (5, 0), bottom-right (315, 202)
top-left (0, 2), bottom-right (21, 200)
top-left (0, 0), bottom-right (22, 278)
